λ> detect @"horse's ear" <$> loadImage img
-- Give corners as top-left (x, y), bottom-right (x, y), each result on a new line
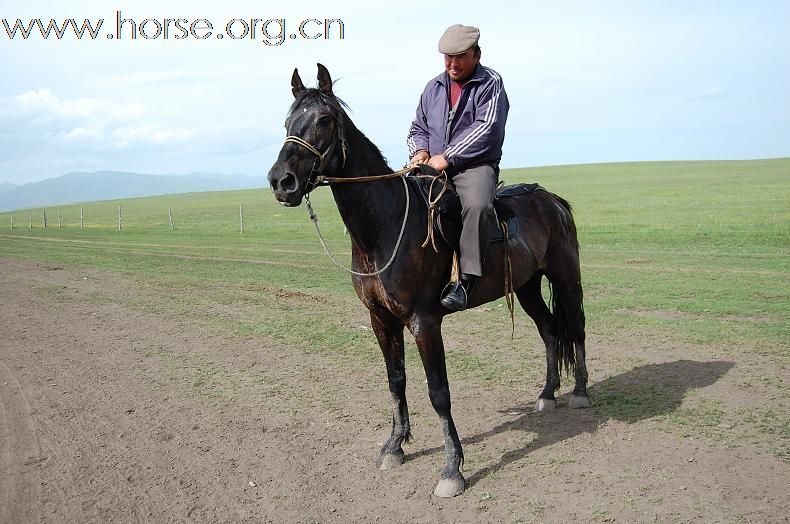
top-left (316, 63), bottom-right (333, 95)
top-left (291, 68), bottom-right (305, 98)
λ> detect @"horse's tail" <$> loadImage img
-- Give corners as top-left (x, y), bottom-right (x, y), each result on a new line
top-left (544, 190), bottom-right (584, 375)
top-left (549, 280), bottom-right (584, 374)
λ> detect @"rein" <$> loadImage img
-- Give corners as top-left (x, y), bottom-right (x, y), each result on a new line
top-left (305, 171), bottom-right (411, 277)
top-left (283, 119), bottom-right (425, 277)
top-left (311, 167), bottom-right (412, 187)
top-left (283, 127), bottom-right (448, 276)
top-left (300, 164), bottom-right (449, 278)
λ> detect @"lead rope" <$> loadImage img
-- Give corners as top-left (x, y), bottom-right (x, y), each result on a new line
top-left (305, 173), bottom-right (410, 277)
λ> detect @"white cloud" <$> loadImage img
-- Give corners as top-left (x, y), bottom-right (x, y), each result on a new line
top-left (112, 124), bottom-right (198, 145)
top-left (15, 88), bottom-right (54, 106)
top-left (15, 88), bottom-right (145, 121)
top-left (687, 87), bottom-right (725, 101)
top-left (9, 88), bottom-right (199, 149)
top-left (62, 125), bottom-right (105, 141)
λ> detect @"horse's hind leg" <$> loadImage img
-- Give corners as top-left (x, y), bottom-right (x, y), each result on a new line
top-left (516, 273), bottom-right (560, 411)
top-left (547, 259), bottom-right (590, 409)
top-left (564, 282), bottom-right (590, 408)
top-left (370, 309), bottom-right (410, 470)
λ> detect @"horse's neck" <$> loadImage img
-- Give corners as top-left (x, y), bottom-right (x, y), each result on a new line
top-left (329, 141), bottom-right (411, 256)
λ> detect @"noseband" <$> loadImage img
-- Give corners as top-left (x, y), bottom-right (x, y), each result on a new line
top-left (283, 110), bottom-right (347, 193)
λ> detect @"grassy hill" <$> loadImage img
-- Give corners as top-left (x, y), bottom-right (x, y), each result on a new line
top-left (0, 171), bottom-right (263, 211)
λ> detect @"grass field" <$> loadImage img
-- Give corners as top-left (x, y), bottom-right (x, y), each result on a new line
top-left (2, 158), bottom-right (789, 461)
top-left (2, 159), bottom-right (787, 346)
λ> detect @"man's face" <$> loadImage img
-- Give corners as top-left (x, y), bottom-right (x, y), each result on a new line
top-left (444, 47), bottom-right (480, 82)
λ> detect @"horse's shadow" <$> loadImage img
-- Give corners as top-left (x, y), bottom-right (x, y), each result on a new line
top-left (409, 360), bottom-right (734, 488)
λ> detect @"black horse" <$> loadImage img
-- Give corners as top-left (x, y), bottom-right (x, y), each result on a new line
top-left (267, 64), bottom-right (588, 497)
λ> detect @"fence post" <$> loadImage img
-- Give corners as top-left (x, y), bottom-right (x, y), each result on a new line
top-left (239, 205), bottom-right (244, 234)
top-left (10, 211), bottom-right (13, 229)
top-left (80, 208), bottom-right (84, 229)
top-left (168, 208), bottom-right (174, 231)
top-left (29, 212), bottom-right (32, 229)
top-left (58, 209), bottom-right (62, 228)
top-left (118, 206), bottom-right (122, 230)
top-left (43, 209), bottom-right (47, 229)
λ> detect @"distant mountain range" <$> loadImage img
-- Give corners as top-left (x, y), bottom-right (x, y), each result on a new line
top-left (0, 182), bottom-right (18, 194)
top-left (0, 171), bottom-right (265, 211)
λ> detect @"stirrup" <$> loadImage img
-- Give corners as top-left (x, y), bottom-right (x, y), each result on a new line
top-left (440, 281), bottom-right (468, 311)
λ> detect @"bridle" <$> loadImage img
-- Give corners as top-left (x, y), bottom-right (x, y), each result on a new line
top-left (277, 103), bottom-right (446, 278)
top-left (282, 109), bottom-right (347, 194)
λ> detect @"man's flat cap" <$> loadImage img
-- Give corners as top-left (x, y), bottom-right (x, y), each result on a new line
top-left (438, 24), bottom-right (480, 55)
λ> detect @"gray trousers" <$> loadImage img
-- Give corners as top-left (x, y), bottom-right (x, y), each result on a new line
top-left (452, 164), bottom-right (498, 277)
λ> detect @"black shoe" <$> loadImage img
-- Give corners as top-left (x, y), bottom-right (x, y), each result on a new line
top-left (440, 276), bottom-right (476, 311)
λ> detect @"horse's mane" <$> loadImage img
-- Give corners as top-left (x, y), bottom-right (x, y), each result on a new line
top-left (289, 89), bottom-right (390, 169)
top-left (288, 88), bottom-right (349, 117)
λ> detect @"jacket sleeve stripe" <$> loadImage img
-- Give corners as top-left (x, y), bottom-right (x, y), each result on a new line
top-left (407, 131), bottom-right (417, 156)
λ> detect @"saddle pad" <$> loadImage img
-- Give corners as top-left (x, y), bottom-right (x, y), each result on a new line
top-left (495, 182), bottom-right (541, 198)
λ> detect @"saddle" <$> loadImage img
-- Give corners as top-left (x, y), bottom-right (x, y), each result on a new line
top-left (408, 165), bottom-right (541, 253)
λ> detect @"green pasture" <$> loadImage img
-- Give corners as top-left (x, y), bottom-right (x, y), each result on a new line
top-left (1, 158), bottom-right (789, 457)
top-left (2, 158), bottom-right (787, 347)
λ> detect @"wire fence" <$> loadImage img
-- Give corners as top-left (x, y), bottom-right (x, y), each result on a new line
top-left (1, 192), bottom-right (348, 239)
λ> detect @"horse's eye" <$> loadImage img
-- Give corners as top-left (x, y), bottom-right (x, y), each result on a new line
top-left (317, 116), bottom-right (332, 127)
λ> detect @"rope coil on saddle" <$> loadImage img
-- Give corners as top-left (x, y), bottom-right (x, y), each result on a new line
top-left (420, 170), bottom-right (450, 252)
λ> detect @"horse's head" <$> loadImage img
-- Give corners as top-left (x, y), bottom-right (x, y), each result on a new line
top-left (267, 64), bottom-right (347, 206)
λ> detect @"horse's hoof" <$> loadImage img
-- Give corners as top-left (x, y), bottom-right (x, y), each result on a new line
top-left (433, 475), bottom-right (465, 498)
top-left (535, 398), bottom-right (557, 412)
top-left (569, 395), bottom-right (591, 409)
top-left (376, 452), bottom-right (404, 470)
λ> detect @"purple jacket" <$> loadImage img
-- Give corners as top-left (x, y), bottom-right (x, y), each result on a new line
top-left (407, 64), bottom-right (509, 171)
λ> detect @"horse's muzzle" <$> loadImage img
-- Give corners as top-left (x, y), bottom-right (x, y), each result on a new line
top-left (268, 168), bottom-right (303, 207)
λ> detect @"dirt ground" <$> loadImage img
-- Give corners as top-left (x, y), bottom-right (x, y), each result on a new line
top-left (1, 258), bottom-right (788, 523)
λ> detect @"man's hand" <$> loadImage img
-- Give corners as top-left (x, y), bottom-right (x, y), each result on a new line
top-left (427, 154), bottom-right (449, 172)
top-left (408, 150), bottom-right (429, 167)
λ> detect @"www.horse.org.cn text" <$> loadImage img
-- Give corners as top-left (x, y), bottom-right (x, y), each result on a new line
top-left (2, 12), bottom-right (346, 46)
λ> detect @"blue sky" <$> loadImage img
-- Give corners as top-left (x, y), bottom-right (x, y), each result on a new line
top-left (1, 0), bottom-right (788, 184)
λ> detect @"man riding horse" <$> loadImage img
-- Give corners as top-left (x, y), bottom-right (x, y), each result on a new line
top-left (268, 51), bottom-right (587, 499)
top-left (408, 24), bottom-right (510, 311)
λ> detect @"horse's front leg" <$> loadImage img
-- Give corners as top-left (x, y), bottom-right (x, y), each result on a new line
top-left (411, 314), bottom-right (465, 498)
top-left (370, 309), bottom-right (410, 470)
